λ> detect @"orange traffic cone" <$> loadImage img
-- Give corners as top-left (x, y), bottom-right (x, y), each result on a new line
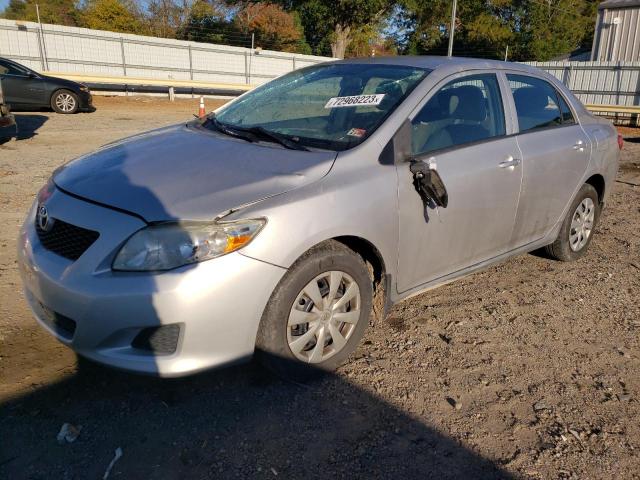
top-left (198, 96), bottom-right (206, 118)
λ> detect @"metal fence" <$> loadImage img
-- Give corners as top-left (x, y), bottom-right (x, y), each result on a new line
top-left (525, 61), bottom-right (640, 105)
top-left (0, 18), bottom-right (331, 85)
top-left (525, 60), bottom-right (640, 124)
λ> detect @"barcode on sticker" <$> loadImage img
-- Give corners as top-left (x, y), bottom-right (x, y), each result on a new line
top-left (324, 94), bottom-right (385, 108)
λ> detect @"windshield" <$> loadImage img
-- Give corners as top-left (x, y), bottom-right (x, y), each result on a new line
top-left (213, 63), bottom-right (429, 151)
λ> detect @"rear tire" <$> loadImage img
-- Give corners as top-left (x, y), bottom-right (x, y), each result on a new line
top-left (545, 183), bottom-right (600, 261)
top-left (51, 89), bottom-right (79, 114)
top-left (255, 240), bottom-right (373, 381)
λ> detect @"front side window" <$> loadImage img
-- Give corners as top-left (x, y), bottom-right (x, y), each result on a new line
top-left (213, 63), bottom-right (429, 151)
top-left (508, 74), bottom-right (570, 132)
top-left (0, 61), bottom-right (27, 76)
top-left (411, 73), bottom-right (506, 155)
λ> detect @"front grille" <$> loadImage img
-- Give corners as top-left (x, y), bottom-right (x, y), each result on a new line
top-left (132, 324), bottom-right (181, 355)
top-left (35, 217), bottom-right (99, 261)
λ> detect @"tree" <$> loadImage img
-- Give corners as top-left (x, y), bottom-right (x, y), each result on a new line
top-left (234, 2), bottom-right (309, 53)
top-left (176, 0), bottom-right (233, 44)
top-left (279, 0), bottom-right (394, 58)
top-left (346, 21), bottom-right (397, 58)
top-left (146, 0), bottom-right (190, 38)
top-left (80, 0), bottom-right (146, 34)
top-left (520, 0), bottom-right (598, 61)
top-left (397, 0), bottom-right (599, 61)
top-left (1, 0), bottom-right (81, 26)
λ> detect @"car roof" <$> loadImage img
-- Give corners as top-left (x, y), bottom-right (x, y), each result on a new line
top-left (331, 56), bottom-right (543, 76)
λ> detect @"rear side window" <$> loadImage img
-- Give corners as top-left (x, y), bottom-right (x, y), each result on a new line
top-left (411, 73), bottom-right (506, 155)
top-left (507, 74), bottom-right (567, 132)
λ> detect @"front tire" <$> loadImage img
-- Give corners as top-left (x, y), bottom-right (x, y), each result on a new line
top-left (545, 183), bottom-right (600, 261)
top-left (255, 241), bottom-right (373, 381)
top-left (51, 89), bottom-right (79, 114)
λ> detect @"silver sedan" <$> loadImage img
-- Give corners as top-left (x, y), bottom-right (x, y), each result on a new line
top-left (18, 57), bottom-right (621, 378)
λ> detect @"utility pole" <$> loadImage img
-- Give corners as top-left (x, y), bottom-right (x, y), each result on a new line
top-left (35, 3), bottom-right (49, 70)
top-left (504, 45), bottom-right (509, 62)
top-left (248, 32), bottom-right (255, 84)
top-left (447, 0), bottom-right (457, 57)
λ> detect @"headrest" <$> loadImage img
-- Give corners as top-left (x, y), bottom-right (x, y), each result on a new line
top-left (513, 87), bottom-right (549, 113)
top-left (447, 85), bottom-right (486, 122)
top-left (375, 80), bottom-right (404, 110)
top-left (339, 76), bottom-right (364, 95)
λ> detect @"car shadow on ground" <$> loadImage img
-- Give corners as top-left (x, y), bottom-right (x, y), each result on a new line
top-left (14, 114), bottom-right (48, 140)
top-left (1, 353), bottom-right (514, 479)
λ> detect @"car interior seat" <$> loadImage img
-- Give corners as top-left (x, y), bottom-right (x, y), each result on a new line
top-left (513, 86), bottom-right (560, 130)
top-left (420, 85), bottom-right (489, 153)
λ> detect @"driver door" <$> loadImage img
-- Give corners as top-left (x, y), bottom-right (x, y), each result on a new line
top-left (396, 72), bottom-right (523, 293)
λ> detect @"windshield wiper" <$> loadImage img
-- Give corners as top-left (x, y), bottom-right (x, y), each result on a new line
top-left (237, 125), bottom-right (309, 151)
top-left (205, 117), bottom-right (256, 144)
top-left (204, 117), bottom-right (308, 151)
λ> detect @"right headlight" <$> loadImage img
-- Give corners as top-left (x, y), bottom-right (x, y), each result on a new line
top-left (112, 218), bottom-right (265, 272)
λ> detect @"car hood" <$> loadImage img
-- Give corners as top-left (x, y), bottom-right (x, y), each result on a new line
top-left (41, 74), bottom-right (83, 90)
top-left (53, 123), bottom-right (337, 222)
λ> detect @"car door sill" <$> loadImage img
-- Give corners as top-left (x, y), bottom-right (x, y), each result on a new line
top-left (394, 231), bottom-right (557, 304)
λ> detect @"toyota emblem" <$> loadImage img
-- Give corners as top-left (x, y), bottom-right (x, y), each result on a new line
top-left (37, 205), bottom-right (54, 232)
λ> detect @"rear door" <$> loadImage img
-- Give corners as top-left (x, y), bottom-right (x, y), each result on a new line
top-left (506, 74), bottom-right (590, 246)
top-left (396, 72), bottom-right (522, 292)
top-left (0, 60), bottom-right (46, 107)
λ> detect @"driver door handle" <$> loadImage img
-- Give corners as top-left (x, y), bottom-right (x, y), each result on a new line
top-left (499, 156), bottom-right (521, 169)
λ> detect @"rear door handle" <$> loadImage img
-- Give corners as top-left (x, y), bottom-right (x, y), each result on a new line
top-left (499, 156), bottom-right (521, 169)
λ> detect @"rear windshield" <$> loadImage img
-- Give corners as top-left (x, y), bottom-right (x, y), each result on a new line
top-left (213, 63), bottom-right (430, 151)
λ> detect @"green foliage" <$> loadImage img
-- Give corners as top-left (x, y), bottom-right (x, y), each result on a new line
top-left (520, 0), bottom-right (598, 61)
top-left (278, 0), bottom-right (394, 57)
top-left (176, 0), bottom-right (232, 44)
top-left (398, 0), bottom-right (599, 61)
top-left (1, 0), bottom-right (81, 25)
top-left (80, 0), bottom-right (146, 34)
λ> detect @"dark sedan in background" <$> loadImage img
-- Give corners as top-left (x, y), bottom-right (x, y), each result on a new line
top-left (0, 57), bottom-right (93, 114)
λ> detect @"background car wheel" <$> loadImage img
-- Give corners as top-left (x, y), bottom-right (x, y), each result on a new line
top-left (545, 183), bottom-right (600, 262)
top-left (51, 90), bottom-right (79, 114)
top-left (255, 240), bottom-right (373, 381)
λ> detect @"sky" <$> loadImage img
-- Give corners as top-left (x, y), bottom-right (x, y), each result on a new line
top-left (0, 0), bottom-right (8, 12)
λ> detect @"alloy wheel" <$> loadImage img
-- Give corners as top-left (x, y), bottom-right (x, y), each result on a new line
top-left (55, 93), bottom-right (76, 113)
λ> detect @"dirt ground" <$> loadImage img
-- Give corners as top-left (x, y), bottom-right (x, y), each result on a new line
top-left (1, 96), bottom-right (639, 479)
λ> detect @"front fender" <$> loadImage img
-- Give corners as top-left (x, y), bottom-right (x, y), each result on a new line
top-left (231, 158), bottom-right (399, 282)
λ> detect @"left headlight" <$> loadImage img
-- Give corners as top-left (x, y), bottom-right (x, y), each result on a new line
top-left (112, 219), bottom-right (265, 272)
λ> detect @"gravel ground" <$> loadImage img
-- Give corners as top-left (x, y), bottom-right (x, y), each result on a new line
top-left (1, 97), bottom-right (639, 479)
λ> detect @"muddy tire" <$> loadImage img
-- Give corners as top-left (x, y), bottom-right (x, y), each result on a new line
top-left (255, 240), bottom-right (373, 381)
top-left (545, 183), bottom-right (600, 262)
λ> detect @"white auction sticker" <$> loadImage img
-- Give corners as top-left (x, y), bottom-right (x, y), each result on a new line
top-left (324, 94), bottom-right (385, 108)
